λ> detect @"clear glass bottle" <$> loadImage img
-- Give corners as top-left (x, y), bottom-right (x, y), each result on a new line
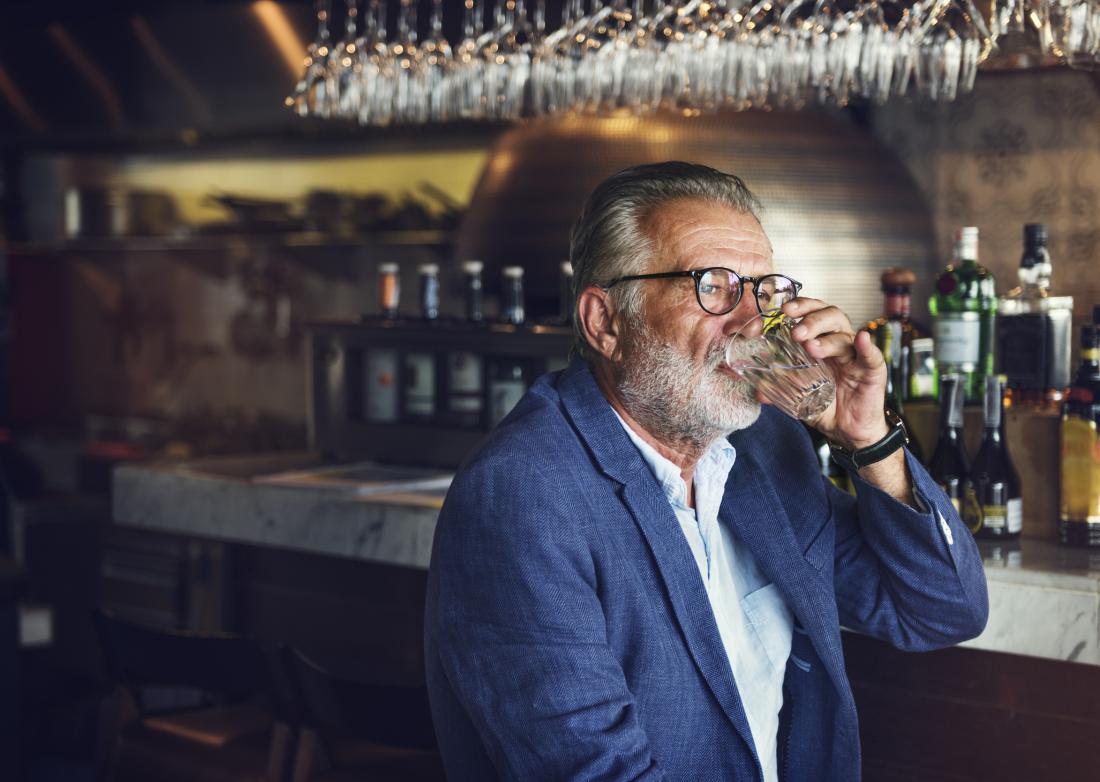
top-left (488, 358), bottom-right (527, 426)
top-left (973, 375), bottom-right (1022, 539)
top-left (501, 266), bottom-right (525, 325)
top-left (1060, 324), bottom-right (1100, 547)
top-left (559, 260), bottom-right (574, 325)
top-left (463, 260), bottom-right (484, 323)
top-left (929, 227), bottom-right (997, 403)
top-left (418, 263), bottom-right (440, 321)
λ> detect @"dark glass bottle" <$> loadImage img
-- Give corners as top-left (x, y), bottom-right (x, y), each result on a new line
top-left (881, 321), bottom-right (923, 463)
top-left (973, 375), bottom-right (1022, 539)
top-left (1060, 324), bottom-right (1100, 546)
top-left (929, 374), bottom-right (982, 533)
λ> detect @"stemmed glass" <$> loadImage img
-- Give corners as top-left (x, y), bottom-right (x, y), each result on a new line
top-left (290, 0), bottom-right (334, 117)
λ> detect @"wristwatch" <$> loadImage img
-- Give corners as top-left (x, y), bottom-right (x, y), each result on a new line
top-left (828, 409), bottom-right (909, 473)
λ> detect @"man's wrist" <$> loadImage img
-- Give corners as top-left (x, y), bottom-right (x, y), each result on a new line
top-left (827, 411), bottom-right (908, 473)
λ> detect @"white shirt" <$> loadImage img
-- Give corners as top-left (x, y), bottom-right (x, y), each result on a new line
top-left (613, 410), bottom-right (794, 782)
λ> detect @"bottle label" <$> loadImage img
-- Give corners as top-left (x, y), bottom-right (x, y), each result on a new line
top-left (489, 380), bottom-right (526, 426)
top-left (934, 314), bottom-right (981, 367)
top-left (1061, 415), bottom-right (1100, 523)
top-left (1006, 498), bottom-right (1023, 534)
top-left (448, 352), bottom-right (484, 416)
top-left (365, 349), bottom-right (399, 422)
top-left (961, 486), bottom-right (984, 534)
top-left (404, 353), bottom-right (435, 417)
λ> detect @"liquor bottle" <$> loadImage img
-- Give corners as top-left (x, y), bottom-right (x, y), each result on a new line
top-left (446, 351), bottom-right (484, 427)
top-left (463, 260), bottom-right (484, 323)
top-left (972, 375), bottom-right (1022, 539)
top-left (377, 262), bottom-right (400, 320)
top-left (865, 267), bottom-right (926, 402)
top-left (501, 266), bottom-right (526, 325)
top-left (448, 268), bottom-right (486, 427)
top-left (364, 348), bottom-right (399, 422)
top-left (559, 260), bottom-right (574, 325)
top-left (880, 319), bottom-right (924, 462)
top-left (488, 358), bottom-right (528, 426)
top-left (929, 227), bottom-right (997, 402)
top-left (418, 263), bottom-right (440, 321)
top-left (809, 427), bottom-right (850, 494)
top-left (403, 352), bottom-right (436, 422)
top-left (1060, 324), bottom-right (1100, 546)
top-left (997, 224), bottom-right (1073, 411)
top-left (929, 374), bottom-right (982, 532)
top-left (909, 337), bottom-right (937, 401)
top-left (1014, 223), bottom-right (1053, 299)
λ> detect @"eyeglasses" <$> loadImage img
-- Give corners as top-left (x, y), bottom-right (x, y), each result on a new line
top-left (603, 267), bottom-right (803, 316)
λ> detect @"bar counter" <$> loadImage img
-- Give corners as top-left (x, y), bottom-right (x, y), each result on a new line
top-left (113, 452), bottom-right (1100, 667)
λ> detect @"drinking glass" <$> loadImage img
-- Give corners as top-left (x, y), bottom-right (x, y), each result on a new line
top-left (724, 312), bottom-right (836, 422)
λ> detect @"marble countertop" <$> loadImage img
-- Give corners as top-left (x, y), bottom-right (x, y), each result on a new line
top-left (112, 453), bottom-right (1100, 666)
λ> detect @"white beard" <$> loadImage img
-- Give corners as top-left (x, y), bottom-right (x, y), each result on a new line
top-left (617, 322), bottom-right (762, 451)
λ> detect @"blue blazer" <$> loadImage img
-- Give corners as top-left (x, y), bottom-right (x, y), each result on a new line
top-left (425, 360), bottom-right (988, 781)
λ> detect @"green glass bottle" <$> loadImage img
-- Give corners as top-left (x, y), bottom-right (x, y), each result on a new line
top-left (929, 227), bottom-right (997, 403)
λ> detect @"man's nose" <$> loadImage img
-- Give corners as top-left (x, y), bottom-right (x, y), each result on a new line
top-left (723, 290), bottom-right (763, 338)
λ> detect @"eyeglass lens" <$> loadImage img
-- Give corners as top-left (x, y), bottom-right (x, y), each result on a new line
top-left (698, 270), bottom-right (797, 315)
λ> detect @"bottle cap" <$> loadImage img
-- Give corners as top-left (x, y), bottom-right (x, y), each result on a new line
top-left (378, 262), bottom-right (399, 274)
top-left (503, 266), bottom-right (525, 278)
top-left (955, 226), bottom-right (979, 260)
top-left (1024, 223), bottom-right (1048, 246)
top-left (561, 260), bottom-right (574, 276)
top-left (417, 263), bottom-right (439, 275)
top-left (880, 267), bottom-right (916, 290)
top-left (462, 260), bottom-right (484, 274)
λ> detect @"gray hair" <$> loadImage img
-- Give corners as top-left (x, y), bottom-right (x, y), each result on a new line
top-left (568, 161), bottom-right (763, 360)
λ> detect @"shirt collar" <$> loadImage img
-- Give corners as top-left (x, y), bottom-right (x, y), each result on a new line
top-left (610, 406), bottom-right (737, 511)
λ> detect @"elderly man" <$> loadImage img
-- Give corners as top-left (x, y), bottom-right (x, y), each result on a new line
top-left (424, 162), bottom-right (988, 781)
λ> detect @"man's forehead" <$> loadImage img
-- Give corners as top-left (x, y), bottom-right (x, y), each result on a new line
top-left (646, 200), bottom-right (773, 271)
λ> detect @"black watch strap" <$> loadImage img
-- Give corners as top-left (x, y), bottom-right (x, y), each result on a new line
top-left (829, 409), bottom-right (909, 473)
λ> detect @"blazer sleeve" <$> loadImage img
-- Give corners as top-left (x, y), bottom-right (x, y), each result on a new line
top-left (426, 456), bottom-right (666, 782)
top-left (828, 448), bottom-right (989, 651)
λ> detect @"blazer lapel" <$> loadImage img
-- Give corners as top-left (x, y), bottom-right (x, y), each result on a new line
top-left (558, 361), bottom-right (759, 757)
top-left (720, 448), bottom-right (850, 698)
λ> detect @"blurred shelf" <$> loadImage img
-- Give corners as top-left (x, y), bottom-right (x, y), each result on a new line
top-left (3, 229), bottom-right (453, 256)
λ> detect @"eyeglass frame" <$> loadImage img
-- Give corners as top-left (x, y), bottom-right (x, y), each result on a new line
top-left (602, 267), bottom-right (803, 316)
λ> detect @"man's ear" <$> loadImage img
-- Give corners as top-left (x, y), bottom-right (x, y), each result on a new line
top-left (577, 286), bottom-right (622, 361)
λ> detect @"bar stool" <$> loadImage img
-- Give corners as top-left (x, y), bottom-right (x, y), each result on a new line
top-left (93, 611), bottom-right (293, 782)
top-left (281, 646), bottom-right (444, 782)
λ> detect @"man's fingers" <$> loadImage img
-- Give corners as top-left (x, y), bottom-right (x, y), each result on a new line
top-left (805, 332), bottom-right (857, 363)
top-left (853, 330), bottom-right (885, 370)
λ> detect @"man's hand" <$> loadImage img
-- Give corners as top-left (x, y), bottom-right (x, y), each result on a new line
top-left (782, 297), bottom-right (888, 450)
top-left (781, 297), bottom-right (915, 506)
